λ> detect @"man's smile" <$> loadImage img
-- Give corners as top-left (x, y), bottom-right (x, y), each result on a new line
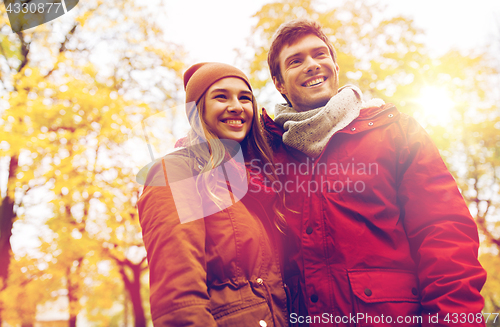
top-left (302, 76), bottom-right (327, 87)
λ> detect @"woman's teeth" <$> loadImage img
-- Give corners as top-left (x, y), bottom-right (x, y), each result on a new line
top-left (225, 120), bottom-right (242, 125)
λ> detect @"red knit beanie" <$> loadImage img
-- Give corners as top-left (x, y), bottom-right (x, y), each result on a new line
top-left (183, 62), bottom-right (252, 105)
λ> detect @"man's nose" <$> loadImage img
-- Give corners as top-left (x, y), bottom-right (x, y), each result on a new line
top-left (304, 56), bottom-right (320, 73)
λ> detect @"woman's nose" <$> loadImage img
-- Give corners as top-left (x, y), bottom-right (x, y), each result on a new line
top-left (227, 99), bottom-right (243, 113)
top-left (228, 106), bottom-right (243, 113)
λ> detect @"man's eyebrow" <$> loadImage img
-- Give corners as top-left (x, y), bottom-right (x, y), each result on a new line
top-left (284, 52), bottom-right (302, 64)
top-left (313, 45), bottom-right (329, 53)
top-left (284, 46), bottom-right (329, 64)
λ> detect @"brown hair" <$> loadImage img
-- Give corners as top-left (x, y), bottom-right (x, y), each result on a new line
top-left (268, 19), bottom-right (337, 85)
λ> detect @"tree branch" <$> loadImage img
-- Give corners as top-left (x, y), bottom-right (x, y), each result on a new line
top-left (15, 31), bottom-right (30, 73)
top-left (44, 23), bottom-right (79, 78)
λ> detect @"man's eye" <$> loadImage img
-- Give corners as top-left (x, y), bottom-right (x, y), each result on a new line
top-left (289, 59), bottom-right (300, 65)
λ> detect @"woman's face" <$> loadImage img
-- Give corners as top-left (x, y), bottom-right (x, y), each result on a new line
top-left (202, 77), bottom-right (254, 143)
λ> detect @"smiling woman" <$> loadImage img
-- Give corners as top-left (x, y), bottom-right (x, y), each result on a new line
top-left (415, 86), bottom-right (455, 126)
top-left (137, 62), bottom-right (289, 327)
top-left (202, 77), bottom-right (254, 143)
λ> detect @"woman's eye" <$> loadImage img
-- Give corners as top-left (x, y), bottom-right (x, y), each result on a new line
top-left (240, 95), bottom-right (252, 101)
top-left (214, 94), bottom-right (226, 99)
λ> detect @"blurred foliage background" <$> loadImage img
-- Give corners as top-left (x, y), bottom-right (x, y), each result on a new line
top-left (0, 0), bottom-right (499, 326)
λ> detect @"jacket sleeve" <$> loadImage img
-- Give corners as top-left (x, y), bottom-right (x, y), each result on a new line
top-left (397, 115), bottom-right (486, 326)
top-left (137, 157), bottom-right (217, 327)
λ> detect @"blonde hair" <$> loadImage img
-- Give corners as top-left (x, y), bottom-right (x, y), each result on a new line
top-left (186, 92), bottom-right (287, 233)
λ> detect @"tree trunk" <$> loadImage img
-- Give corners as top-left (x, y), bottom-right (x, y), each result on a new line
top-left (67, 269), bottom-right (78, 327)
top-left (0, 156), bottom-right (19, 326)
top-left (66, 258), bottom-right (82, 327)
top-left (69, 315), bottom-right (77, 327)
top-left (0, 195), bottom-right (15, 283)
top-left (130, 263), bottom-right (146, 327)
top-left (119, 260), bottom-right (146, 327)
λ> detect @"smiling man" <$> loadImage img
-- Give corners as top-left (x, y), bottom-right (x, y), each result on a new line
top-left (261, 19), bottom-right (486, 326)
top-left (274, 33), bottom-right (339, 112)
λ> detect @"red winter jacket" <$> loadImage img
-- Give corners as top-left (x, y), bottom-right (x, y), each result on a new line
top-left (262, 104), bottom-right (486, 326)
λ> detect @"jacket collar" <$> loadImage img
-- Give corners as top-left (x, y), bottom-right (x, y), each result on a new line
top-left (261, 108), bottom-right (284, 137)
top-left (262, 103), bottom-right (399, 163)
top-left (338, 104), bottom-right (398, 135)
top-left (262, 104), bottom-right (397, 136)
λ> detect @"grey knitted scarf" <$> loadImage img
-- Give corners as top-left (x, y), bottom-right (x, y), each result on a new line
top-left (274, 85), bottom-right (368, 157)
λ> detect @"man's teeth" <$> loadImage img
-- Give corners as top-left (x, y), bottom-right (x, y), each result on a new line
top-left (225, 120), bottom-right (242, 125)
top-left (305, 77), bottom-right (324, 87)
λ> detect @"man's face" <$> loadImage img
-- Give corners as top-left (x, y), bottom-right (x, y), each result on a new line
top-left (274, 34), bottom-right (339, 112)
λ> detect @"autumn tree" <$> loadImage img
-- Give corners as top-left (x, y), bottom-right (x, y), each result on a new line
top-left (242, 0), bottom-right (430, 113)
top-left (0, 0), bottom-right (184, 325)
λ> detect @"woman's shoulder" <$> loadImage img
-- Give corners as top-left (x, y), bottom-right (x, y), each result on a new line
top-left (138, 148), bottom-right (195, 187)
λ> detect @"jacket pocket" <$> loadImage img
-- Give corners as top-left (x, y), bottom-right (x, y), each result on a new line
top-left (213, 300), bottom-right (273, 327)
top-left (347, 269), bottom-right (422, 326)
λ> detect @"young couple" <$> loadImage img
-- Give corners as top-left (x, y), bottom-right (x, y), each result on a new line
top-left (138, 19), bottom-right (486, 326)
